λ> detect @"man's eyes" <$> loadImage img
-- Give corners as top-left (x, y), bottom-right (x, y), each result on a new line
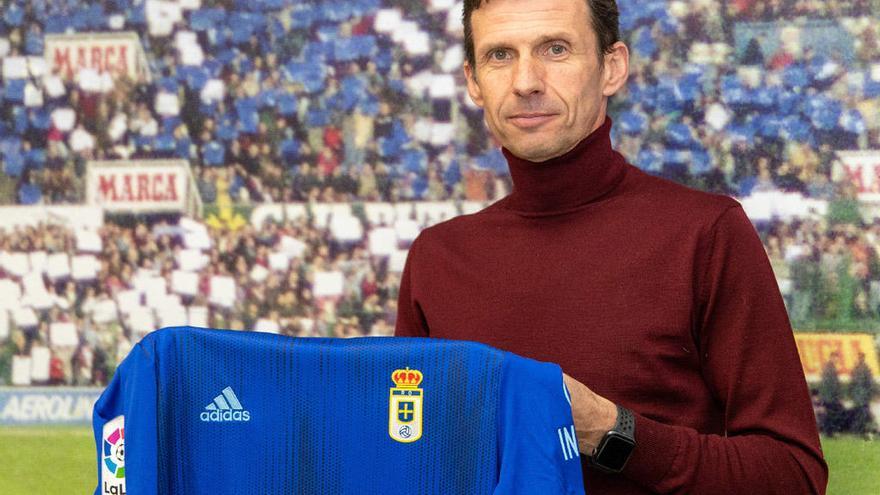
top-left (490, 49), bottom-right (509, 61)
top-left (548, 44), bottom-right (568, 56)
top-left (486, 43), bottom-right (568, 62)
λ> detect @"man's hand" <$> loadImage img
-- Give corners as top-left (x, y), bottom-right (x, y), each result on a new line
top-left (562, 373), bottom-right (618, 455)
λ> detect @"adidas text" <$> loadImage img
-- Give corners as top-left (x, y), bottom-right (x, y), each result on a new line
top-left (200, 410), bottom-right (251, 422)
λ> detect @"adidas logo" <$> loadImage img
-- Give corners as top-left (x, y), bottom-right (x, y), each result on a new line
top-left (199, 386), bottom-right (251, 422)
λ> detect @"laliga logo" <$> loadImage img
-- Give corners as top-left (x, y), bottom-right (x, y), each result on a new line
top-left (200, 386), bottom-right (251, 422)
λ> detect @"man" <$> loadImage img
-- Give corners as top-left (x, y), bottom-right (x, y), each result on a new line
top-left (394, 0), bottom-right (828, 493)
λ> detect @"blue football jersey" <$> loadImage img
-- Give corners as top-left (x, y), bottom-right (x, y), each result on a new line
top-left (93, 327), bottom-right (585, 494)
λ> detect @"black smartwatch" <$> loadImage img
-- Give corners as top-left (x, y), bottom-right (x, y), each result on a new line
top-left (589, 404), bottom-right (636, 474)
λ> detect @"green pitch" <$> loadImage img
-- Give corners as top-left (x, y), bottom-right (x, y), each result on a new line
top-left (0, 427), bottom-right (877, 494)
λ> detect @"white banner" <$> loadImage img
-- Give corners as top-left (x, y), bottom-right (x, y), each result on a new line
top-left (87, 160), bottom-right (191, 212)
top-left (45, 32), bottom-right (149, 82)
top-left (0, 206), bottom-right (103, 231)
top-left (838, 150), bottom-right (880, 195)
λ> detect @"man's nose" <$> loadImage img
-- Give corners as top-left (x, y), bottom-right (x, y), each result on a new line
top-left (512, 55), bottom-right (545, 97)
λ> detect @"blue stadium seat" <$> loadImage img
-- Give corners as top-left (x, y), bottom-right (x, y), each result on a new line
top-left (176, 136), bottom-right (193, 159)
top-left (155, 134), bottom-right (176, 154)
top-left (805, 96), bottom-right (842, 130)
top-left (256, 88), bottom-right (278, 109)
top-left (840, 109), bottom-right (866, 135)
top-left (18, 183), bottom-right (42, 204)
top-left (0, 137), bottom-right (22, 157)
top-left (86, 4), bottom-right (106, 29)
top-left (677, 72), bottom-right (702, 102)
top-left (443, 158), bottom-right (462, 187)
top-left (758, 115), bottom-right (785, 139)
top-left (475, 149), bottom-right (507, 174)
top-left (277, 93), bottom-right (298, 116)
top-left (374, 49), bottom-right (393, 73)
top-left (782, 117), bottom-right (813, 143)
top-left (190, 9), bottom-right (226, 32)
top-left (402, 150), bottom-right (427, 173)
top-left (12, 106), bottom-right (28, 134)
top-left (4, 80), bottom-right (26, 103)
top-left (3, 151), bottom-right (25, 177)
top-left (633, 28), bottom-right (657, 58)
top-left (663, 149), bottom-right (690, 165)
top-left (235, 98), bottom-right (259, 134)
top-left (178, 66), bottom-right (210, 91)
top-left (653, 78), bottom-right (680, 113)
top-left (25, 148), bottom-right (46, 169)
top-left (808, 55), bottom-right (838, 89)
top-left (725, 122), bottom-right (757, 143)
top-left (25, 30), bottom-right (44, 56)
top-left (412, 175), bottom-right (428, 199)
top-left (619, 110), bottom-right (648, 135)
top-left (289, 6), bottom-right (317, 29)
top-left (666, 123), bottom-right (696, 149)
top-left (135, 135), bottom-right (154, 151)
top-left (43, 16), bottom-right (70, 34)
top-left (783, 64), bottom-right (809, 89)
top-left (202, 141), bottom-right (225, 166)
top-left (636, 148), bottom-right (664, 172)
top-left (70, 8), bottom-right (93, 31)
top-left (158, 77), bottom-right (178, 93)
top-left (306, 108), bottom-right (330, 127)
top-left (280, 138), bottom-right (300, 164)
top-left (3, 4), bottom-right (24, 27)
top-left (126, 3), bottom-right (147, 26)
top-left (216, 115), bottom-right (239, 142)
top-left (864, 72), bottom-right (880, 98)
top-left (690, 150), bottom-right (712, 174)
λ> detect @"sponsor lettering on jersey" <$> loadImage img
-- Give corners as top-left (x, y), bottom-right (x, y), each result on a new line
top-left (557, 424), bottom-right (579, 461)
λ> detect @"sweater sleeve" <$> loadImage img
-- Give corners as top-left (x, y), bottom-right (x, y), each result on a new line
top-left (394, 234), bottom-right (430, 337)
top-left (620, 205), bottom-right (828, 494)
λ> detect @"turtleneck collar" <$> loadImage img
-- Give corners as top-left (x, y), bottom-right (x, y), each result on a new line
top-left (500, 116), bottom-right (628, 215)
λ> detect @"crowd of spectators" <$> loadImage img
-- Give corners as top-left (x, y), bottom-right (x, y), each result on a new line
top-left (1, 213), bottom-right (409, 386)
top-left (0, 0), bottom-right (877, 205)
top-left (2, 203), bottom-right (880, 386)
top-left (726, 0), bottom-right (878, 21)
top-left (760, 212), bottom-right (880, 325)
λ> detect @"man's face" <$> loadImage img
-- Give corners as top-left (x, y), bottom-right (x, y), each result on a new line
top-left (465, 0), bottom-right (620, 162)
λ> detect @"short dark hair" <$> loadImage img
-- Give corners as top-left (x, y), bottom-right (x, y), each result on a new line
top-left (462, 0), bottom-right (620, 71)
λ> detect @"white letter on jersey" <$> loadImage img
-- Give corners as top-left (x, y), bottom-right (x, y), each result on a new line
top-left (557, 424), bottom-right (578, 461)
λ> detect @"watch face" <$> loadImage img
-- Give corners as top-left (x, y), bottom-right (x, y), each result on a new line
top-left (596, 434), bottom-right (635, 472)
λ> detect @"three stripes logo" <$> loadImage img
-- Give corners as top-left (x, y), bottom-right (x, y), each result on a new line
top-left (200, 386), bottom-right (251, 422)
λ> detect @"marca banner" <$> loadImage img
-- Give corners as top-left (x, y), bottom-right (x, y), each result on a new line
top-left (45, 32), bottom-right (149, 81)
top-left (838, 151), bottom-right (880, 196)
top-left (794, 333), bottom-right (880, 382)
top-left (0, 388), bottom-right (101, 425)
top-left (87, 160), bottom-right (193, 213)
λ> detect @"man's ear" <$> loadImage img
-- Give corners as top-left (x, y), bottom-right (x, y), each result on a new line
top-left (463, 61), bottom-right (484, 108)
top-left (601, 41), bottom-right (630, 97)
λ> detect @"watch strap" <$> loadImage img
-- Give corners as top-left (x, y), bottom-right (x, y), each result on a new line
top-left (615, 404), bottom-right (635, 438)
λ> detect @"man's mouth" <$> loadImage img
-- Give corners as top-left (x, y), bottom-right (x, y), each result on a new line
top-left (508, 113), bottom-right (558, 129)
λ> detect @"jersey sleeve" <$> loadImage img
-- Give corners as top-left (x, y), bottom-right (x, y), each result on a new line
top-left (93, 340), bottom-right (159, 495)
top-left (495, 355), bottom-right (586, 495)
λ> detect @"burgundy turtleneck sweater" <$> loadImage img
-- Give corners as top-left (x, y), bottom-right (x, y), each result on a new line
top-left (394, 117), bottom-right (827, 494)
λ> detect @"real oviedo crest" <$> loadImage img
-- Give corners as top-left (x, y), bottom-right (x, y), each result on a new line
top-left (389, 367), bottom-right (423, 443)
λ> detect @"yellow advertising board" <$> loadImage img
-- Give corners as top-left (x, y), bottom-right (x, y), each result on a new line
top-left (794, 333), bottom-right (880, 382)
